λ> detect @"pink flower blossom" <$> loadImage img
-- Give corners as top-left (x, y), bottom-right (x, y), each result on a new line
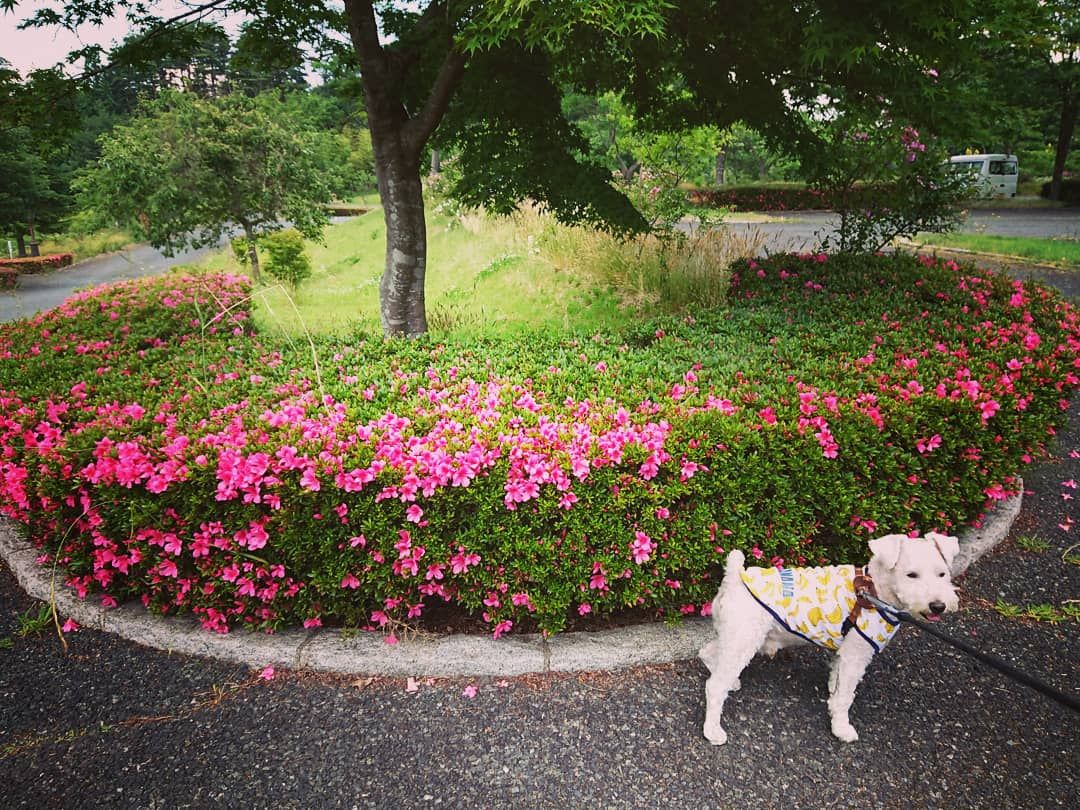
top-left (341, 573), bottom-right (361, 589)
top-left (630, 531), bottom-right (655, 564)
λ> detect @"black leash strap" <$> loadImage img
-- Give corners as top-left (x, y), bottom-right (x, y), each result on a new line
top-left (858, 591), bottom-right (1080, 714)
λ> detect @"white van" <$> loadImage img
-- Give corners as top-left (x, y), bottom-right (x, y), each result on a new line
top-left (949, 154), bottom-right (1019, 198)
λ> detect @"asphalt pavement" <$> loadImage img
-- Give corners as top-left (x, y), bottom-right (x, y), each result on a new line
top-left (0, 224), bottom-right (1078, 809)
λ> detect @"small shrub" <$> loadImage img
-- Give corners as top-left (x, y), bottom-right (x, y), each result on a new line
top-left (231, 237), bottom-right (252, 266)
top-left (802, 119), bottom-right (969, 254)
top-left (261, 229), bottom-right (312, 288)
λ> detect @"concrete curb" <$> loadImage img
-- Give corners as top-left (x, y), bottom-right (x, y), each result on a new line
top-left (0, 492), bottom-right (1021, 677)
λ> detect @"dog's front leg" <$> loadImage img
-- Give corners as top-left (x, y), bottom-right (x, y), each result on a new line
top-left (827, 639), bottom-right (874, 742)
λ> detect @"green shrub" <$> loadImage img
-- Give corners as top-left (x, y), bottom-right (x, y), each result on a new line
top-left (0, 254), bottom-right (1076, 638)
top-left (261, 229), bottom-right (312, 288)
top-left (231, 236), bottom-right (252, 266)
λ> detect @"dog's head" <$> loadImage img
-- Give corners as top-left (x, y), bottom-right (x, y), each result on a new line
top-left (867, 533), bottom-right (960, 622)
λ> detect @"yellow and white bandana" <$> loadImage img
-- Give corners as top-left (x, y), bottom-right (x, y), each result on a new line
top-left (741, 564), bottom-right (901, 653)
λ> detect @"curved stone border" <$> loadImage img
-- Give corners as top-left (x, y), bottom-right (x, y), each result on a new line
top-left (0, 491), bottom-right (1021, 677)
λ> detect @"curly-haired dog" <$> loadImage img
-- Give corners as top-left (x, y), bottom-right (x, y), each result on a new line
top-left (699, 533), bottom-right (959, 744)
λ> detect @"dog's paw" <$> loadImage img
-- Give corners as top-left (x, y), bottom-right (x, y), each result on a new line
top-left (703, 719), bottom-right (728, 746)
top-left (830, 720), bottom-right (859, 743)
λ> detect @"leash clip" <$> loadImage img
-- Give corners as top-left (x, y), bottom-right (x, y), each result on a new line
top-left (856, 589), bottom-right (908, 625)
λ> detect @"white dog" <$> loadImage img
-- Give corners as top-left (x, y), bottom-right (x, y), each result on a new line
top-left (700, 533), bottom-right (960, 744)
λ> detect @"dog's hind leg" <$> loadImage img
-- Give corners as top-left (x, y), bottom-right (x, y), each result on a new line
top-left (699, 639), bottom-right (740, 690)
top-left (702, 607), bottom-right (772, 746)
top-left (827, 638), bottom-right (875, 742)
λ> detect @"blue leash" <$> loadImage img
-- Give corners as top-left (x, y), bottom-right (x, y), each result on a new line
top-left (858, 590), bottom-right (1080, 714)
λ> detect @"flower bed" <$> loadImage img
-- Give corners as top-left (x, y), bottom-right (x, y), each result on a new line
top-left (0, 253), bottom-right (75, 274)
top-left (0, 254), bottom-right (1077, 639)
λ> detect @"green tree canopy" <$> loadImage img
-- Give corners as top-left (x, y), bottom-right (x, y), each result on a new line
top-left (76, 90), bottom-right (345, 278)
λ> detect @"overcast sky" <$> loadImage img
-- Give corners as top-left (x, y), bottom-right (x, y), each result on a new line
top-left (0, 2), bottom-right (245, 77)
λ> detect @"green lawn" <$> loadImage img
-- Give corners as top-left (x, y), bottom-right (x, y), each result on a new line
top-left (186, 203), bottom-right (751, 339)
top-left (911, 232), bottom-right (1080, 268)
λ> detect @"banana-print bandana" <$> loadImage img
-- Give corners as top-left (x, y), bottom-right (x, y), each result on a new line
top-left (740, 564), bottom-right (901, 652)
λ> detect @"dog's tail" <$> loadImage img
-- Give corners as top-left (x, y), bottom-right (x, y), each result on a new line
top-left (724, 548), bottom-right (746, 579)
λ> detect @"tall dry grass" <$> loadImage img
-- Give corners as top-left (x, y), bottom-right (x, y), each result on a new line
top-left (509, 202), bottom-right (768, 313)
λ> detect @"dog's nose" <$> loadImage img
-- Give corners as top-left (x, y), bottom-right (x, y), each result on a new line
top-left (928, 601), bottom-right (946, 615)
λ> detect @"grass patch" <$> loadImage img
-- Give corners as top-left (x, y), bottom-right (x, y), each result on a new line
top-left (911, 233), bottom-right (1080, 268)
top-left (993, 600), bottom-right (1080, 624)
top-left (36, 228), bottom-right (137, 263)
top-left (16, 604), bottom-right (53, 638)
top-left (1013, 534), bottom-right (1051, 553)
top-left (187, 201), bottom-right (766, 339)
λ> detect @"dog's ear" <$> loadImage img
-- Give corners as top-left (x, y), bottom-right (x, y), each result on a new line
top-left (927, 532), bottom-right (960, 568)
top-left (868, 534), bottom-right (906, 569)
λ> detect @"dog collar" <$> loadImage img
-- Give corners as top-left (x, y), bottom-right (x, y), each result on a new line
top-left (843, 568), bottom-right (901, 633)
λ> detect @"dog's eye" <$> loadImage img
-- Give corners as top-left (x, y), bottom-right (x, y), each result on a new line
top-left (938, 572), bottom-right (946, 578)
top-left (906, 572), bottom-right (919, 579)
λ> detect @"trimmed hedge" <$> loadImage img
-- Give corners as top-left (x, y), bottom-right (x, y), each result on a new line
top-left (1040, 179), bottom-right (1080, 206)
top-left (689, 185), bottom-right (832, 211)
top-left (0, 255), bottom-right (1077, 638)
top-left (688, 183), bottom-right (921, 213)
top-left (0, 253), bottom-right (75, 274)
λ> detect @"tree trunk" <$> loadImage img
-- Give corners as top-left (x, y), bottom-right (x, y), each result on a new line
top-left (344, 0), bottom-right (465, 337)
top-left (15, 232), bottom-right (26, 258)
top-left (241, 222), bottom-right (261, 281)
top-left (715, 151), bottom-right (726, 186)
top-left (1050, 91), bottom-right (1077, 202)
top-left (430, 148), bottom-right (441, 175)
top-left (375, 149), bottom-right (429, 335)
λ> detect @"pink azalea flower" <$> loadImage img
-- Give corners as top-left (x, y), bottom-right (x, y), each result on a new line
top-left (259, 666), bottom-right (275, 680)
top-left (61, 618), bottom-right (79, 633)
top-left (341, 573), bottom-right (361, 589)
top-left (630, 531), bottom-right (655, 564)
top-left (462, 684), bottom-right (478, 698)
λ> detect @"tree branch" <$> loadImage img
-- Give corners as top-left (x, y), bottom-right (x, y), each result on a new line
top-left (342, 0), bottom-right (384, 78)
top-left (401, 45), bottom-right (465, 159)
